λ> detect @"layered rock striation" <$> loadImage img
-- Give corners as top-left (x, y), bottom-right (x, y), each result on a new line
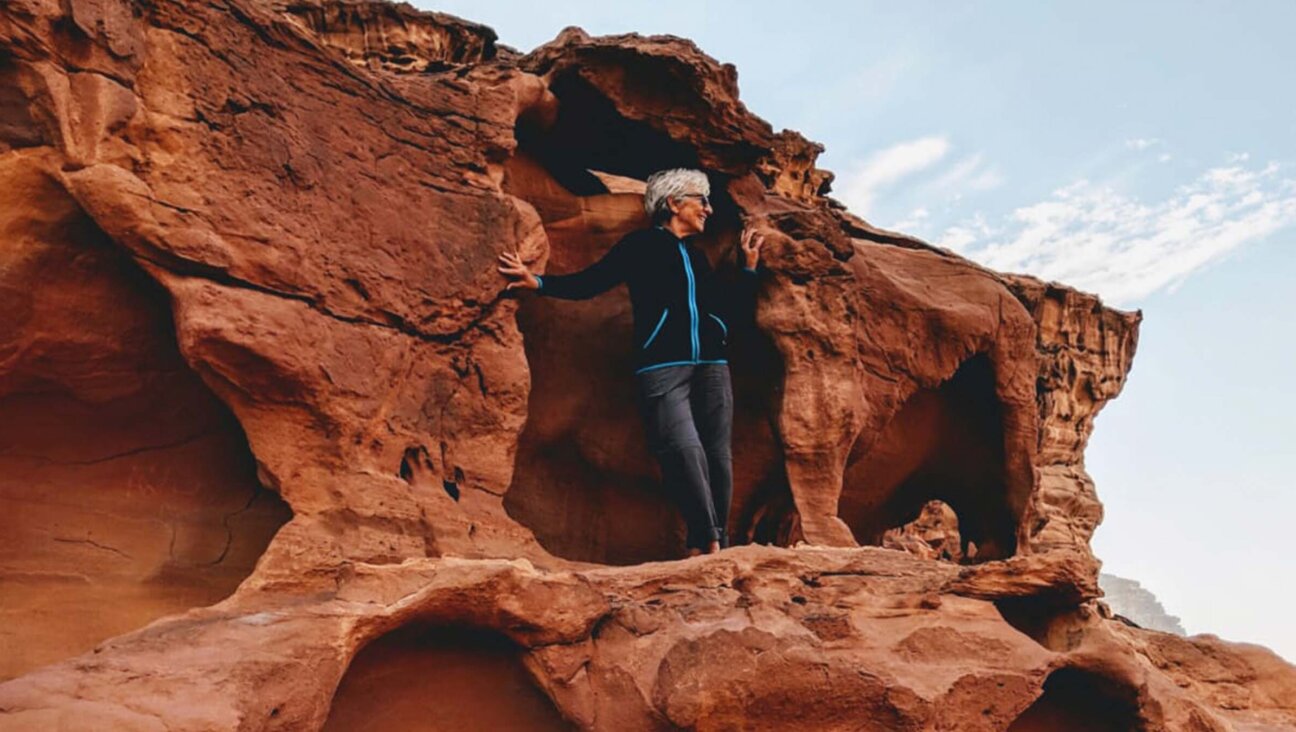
top-left (1, 0), bottom-right (1293, 729)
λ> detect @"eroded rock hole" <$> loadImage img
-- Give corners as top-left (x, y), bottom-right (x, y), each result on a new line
top-left (516, 71), bottom-right (699, 191)
top-left (323, 625), bottom-right (572, 732)
top-left (398, 446), bottom-right (459, 502)
top-left (501, 79), bottom-right (785, 563)
top-left (0, 163), bottom-right (291, 680)
top-left (996, 597), bottom-right (1093, 652)
top-left (398, 446), bottom-right (423, 483)
top-left (1008, 667), bottom-right (1143, 731)
top-left (442, 479), bottom-right (460, 502)
top-left (838, 354), bottom-right (1018, 561)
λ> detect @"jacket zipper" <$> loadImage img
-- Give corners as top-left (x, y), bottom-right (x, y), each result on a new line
top-left (678, 242), bottom-right (699, 360)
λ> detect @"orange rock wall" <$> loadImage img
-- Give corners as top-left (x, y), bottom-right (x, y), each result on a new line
top-left (0, 153), bottom-right (290, 680)
top-left (1007, 278), bottom-right (1142, 555)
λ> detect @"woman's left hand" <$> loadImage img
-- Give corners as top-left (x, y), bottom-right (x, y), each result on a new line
top-left (740, 227), bottom-right (764, 270)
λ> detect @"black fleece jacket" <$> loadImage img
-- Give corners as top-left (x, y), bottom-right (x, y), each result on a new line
top-left (535, 226), bottom-right (759, 374)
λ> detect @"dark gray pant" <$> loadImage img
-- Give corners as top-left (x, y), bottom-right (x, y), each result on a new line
top-left (634, 363), bottom-right (733, 550)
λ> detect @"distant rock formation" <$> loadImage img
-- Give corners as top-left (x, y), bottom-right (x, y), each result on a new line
top-left (1101, 573), bottom-right (1187, 635)
top-left (2, 0), bottom-right (1295, 729)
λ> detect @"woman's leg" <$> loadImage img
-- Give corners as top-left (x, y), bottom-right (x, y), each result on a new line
top-left (635, 365), bottom-right (722, 552)
top-left (690, 363), bottom-right (734, 549)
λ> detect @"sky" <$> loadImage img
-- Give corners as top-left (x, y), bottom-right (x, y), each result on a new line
top-left (417, 1), bottom-right (1296, 662)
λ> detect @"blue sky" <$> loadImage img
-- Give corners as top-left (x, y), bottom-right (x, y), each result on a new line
top-left (418, 1), bottom-right (1296, 661)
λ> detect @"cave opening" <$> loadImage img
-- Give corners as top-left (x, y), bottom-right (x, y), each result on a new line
top-left (838, 353), bottom-right (1018, 562)
top-left (323, 624), bottom-right (572, 732)
top-left (994, 596), bottom-right (1095, 653)
top-left (1008, 667), bottom-right (1144, 731)
top-left (515, 71), bottom-right (701, 192)
top-left (500, 70), bottom-right (786, 564)
top-left (0, 163), bottom-right (292, 680)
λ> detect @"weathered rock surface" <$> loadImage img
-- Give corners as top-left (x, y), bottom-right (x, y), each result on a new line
top-left (0, 149), bottom-right (292, 681)
top-left (1006, 278), bottom-right (1141, 559)
top-left (1, 0), bottom-right (1293, 729)
top-left (882, 499), bottom-right (965, 562)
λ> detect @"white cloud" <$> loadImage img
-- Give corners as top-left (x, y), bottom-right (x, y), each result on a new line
top-left (936, 211), bottom-right (993, 251)
top-left (1158, 153), bottom-right (1173, 163)
top-left (1125, 137), bottom-right (1163, 151)
top-left (894, 207), bottom-right (930, 232)
top-left (938, 162), bottom-right (1296, 305)
top-left (835, 139), bottom-right (1004, 220)
top-left (835, 136), bottom-right (950, 214)
top-left (928, 153), bottom-right (1004, 196)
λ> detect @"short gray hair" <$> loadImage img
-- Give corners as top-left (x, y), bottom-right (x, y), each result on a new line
top-left (644, 168), bottom-right (710, 223)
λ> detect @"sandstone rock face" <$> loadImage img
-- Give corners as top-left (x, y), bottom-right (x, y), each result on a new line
top-left (0, 152), bottom-right (291, 681)
top-left (1006, 278), bottom-right (1141, 559)
top-left (1, 0), bottom-right (1293, 730)
top-left (882, 499), bottom-right (965, 562)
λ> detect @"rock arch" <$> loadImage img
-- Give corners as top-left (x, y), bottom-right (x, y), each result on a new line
top-left (323, 624), bottom-right (572, 732)
top-left (839, 353), bottom-right (1018, 560)
top-left (1009, 667), bottom-right (1144, 731)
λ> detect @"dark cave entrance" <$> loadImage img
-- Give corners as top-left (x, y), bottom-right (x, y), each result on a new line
top-left (515, 72), bottom-right (702, 193)
top-left (1008, 667), bottom-right (1144, 731)
top-left (839, 354), bottom-right (1018, 561)
top-left (323, 624), bottom-right (572, 731)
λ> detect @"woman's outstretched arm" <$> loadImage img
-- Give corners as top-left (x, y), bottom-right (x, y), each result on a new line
top-left (496, 236), bottom-right (633, 300)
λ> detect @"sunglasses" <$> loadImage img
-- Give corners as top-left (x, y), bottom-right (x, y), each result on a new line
top-left (677, 193), bottom-right (712, 208)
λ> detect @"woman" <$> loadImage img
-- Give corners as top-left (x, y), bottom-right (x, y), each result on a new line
top-left (497, 168), bottom-right (764, 556)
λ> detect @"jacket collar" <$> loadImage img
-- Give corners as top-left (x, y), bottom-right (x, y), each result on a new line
top-left (652, 224), bottom-right (692, 242)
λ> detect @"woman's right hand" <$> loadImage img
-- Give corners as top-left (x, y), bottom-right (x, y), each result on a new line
top-left (496, 251), bottom-right (540, 291)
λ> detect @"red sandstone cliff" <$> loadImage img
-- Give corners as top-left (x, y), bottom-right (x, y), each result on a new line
top-left (1, 0), bottom-right (1293, 729)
